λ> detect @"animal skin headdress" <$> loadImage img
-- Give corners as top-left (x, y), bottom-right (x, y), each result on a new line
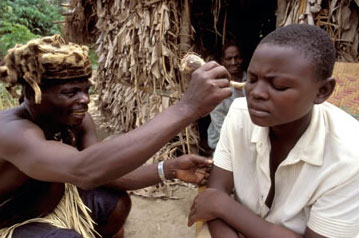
top-left (0, 35), bottom-right (92, 104)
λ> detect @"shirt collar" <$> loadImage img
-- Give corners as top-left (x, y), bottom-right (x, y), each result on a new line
top-left (290, 105), bottom-right (325, 166)
top-left (250, 105), bottom-right (325, 167)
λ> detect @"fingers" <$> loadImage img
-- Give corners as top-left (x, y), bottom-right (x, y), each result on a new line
top-left (209, 78), bottom-right (230, 89)
top-left (182, 60), bottom-right (233, 119)
top-left (206, 63), bottom-right (231, 81)
top-left (194, 61), bottom-right (231, 81)
top-left (188, 154), bottom-right (213, 166)
top-left (195, 169), bottom-right (206, 184)
top-left (188, 207), bottom-right (197, 227)
top-left (199, 178), bottom-right (208, 186)
top-left (188, 204), bottom-right (207, 226)
top-left (199, 61), bottom-right (220, 71)
top-left (188, 216), bottom-right (195, 227)
top-left (196, 167), bottom-right (211, 185)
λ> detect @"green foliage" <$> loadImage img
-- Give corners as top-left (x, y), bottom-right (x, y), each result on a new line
top-left (0, 21), bottom-right (38, 56)
top-left (0, 84), bottom-right (18, 111)
top-left (88, 47), bottom-right (99, 69)
top-left (0, 0), bottom-right (63, 36)
top-left (0, 0), bottom-right (63, 57)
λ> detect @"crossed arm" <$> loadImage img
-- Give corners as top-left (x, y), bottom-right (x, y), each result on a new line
top-left (188, 166), bottom-right (326, 238)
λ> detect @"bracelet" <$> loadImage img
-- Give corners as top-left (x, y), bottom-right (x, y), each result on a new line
top-left (158, 161), bottom-right (167, 182)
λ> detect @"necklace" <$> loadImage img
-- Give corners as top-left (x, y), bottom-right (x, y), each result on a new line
top-left (52, 127), bottom-right (76, 146)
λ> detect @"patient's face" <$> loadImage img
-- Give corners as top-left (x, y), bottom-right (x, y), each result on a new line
top-left (245, 43), bottom-right (321, 128)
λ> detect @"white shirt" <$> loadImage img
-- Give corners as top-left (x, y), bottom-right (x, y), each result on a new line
top-left (214, 98), bottom-right (359, 238)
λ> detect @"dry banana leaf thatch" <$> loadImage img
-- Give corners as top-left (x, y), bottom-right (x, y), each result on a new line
top-left (94, 0), bottom-right (197, 198)
top-left (63, 0), bottom-right (98, 44)
top-left (276, 0), bottom-right (359, 62)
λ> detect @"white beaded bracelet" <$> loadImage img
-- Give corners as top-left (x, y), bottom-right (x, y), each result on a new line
top-left (158, 161), bottom-right (167, 182)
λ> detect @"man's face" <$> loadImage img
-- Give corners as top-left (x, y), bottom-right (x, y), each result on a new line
top-left (221, 45), bottom-right (243, 75)
top-left (38, 79), bottom-right (91, 126)
top-left (246, 43), bottom-right (321, 127)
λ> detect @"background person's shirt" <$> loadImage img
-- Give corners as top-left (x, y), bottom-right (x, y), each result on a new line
top-left (207, 72), bottom-right (246, 150)
top-left (214, 97), bottom-right (359, 237)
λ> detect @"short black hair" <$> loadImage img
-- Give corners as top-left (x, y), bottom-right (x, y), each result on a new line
top-left (259, 24), bottom-right (336, 80)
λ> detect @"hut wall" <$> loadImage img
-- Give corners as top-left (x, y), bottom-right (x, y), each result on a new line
top-left (94, 0), bottom-right (197, 162)
top-left (277, 0), bottom-right (359, 62)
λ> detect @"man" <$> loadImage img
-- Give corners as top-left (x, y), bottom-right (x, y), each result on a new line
top-left (207, 42), bottom-right (246, 151)
top-left (189, 24), bottom-right (359, 237)
top-left (0, 35), bottom-right (232, 238)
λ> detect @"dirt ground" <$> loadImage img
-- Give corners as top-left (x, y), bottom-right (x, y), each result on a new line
top-left (124, 187), bottom-right (198, 238)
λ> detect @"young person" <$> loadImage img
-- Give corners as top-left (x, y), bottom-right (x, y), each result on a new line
top-left (188, 24), bottom-right (359, 238)
top-left (0, 35), bottom-right (232, 238)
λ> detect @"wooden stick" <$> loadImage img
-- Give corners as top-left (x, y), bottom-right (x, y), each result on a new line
top-left (230, 81), bottom-right (246, 89)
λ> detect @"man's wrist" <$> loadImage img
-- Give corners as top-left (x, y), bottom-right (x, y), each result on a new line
top-left (174, 101), bottom-right (199, 124)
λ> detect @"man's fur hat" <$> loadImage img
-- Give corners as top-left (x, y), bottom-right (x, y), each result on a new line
top-left (0, 35), bottom-right (92, 103)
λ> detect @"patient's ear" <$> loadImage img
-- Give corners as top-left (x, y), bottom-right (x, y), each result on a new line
top-left (314, 77), bottom-right (336, 104)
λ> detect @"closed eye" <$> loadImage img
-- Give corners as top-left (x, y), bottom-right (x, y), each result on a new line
top-left (272, 84), bottom-right (289, 91)
top-left (247, 74), bottom-right (257, 84)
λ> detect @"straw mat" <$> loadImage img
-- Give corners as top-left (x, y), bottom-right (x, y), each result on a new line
top-left (328, 62), bottom-right (359, 120)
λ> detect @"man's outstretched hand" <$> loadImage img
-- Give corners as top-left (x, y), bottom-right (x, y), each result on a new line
top-left (179, 61), bottom-right (232, 120)
top-left (165, 154), bottom-right (213, 186)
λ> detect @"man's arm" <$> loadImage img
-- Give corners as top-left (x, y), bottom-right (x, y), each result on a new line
top-left (0, 62), bottom-right (232, 190)
top-left (106, 154), bottom-right (212, 190)
top-left (78, 108), bottom-right (213, 190)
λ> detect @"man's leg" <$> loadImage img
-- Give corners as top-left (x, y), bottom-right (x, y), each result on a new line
top-left (97, 190), bottom-right (131, 238)
top-left (79, 187), bottom-right (131, 238)
top-left (13, 222), bottom-right (83, 238)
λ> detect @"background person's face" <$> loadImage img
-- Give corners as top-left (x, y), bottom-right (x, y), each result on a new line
top-left (245, 43), bottom-right (321, 128)
top-left (221, 46), bottom-right (243, 75)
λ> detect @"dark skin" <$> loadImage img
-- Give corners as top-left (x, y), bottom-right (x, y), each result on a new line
top-left (0, 61), bottom-right (232, 237)
top-left (188, 44), bottom-right (336, 238)
top-left (221, 45), bottom-right (245, 99)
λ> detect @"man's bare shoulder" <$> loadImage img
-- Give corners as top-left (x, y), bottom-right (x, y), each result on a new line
top-left (0, 106), bottom-right (40, 131)
top-left (0, 106), bottom-right (45, 158)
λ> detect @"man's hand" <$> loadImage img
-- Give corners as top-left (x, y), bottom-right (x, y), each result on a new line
top-left (188, 187), bottom-right (230, 226)
top-left (179, 61), bottom-right (232, 120)
top-left (164, 154), bottom-right (213, 185)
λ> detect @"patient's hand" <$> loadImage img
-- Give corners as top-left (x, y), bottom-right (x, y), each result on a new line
top-left (188, 187), bottom-right (230, 226)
